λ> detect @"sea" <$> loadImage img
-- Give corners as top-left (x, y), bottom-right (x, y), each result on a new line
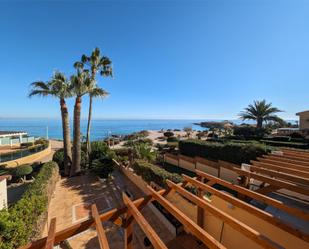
top-left (0, 118), bottom-right (209, 140)
top-left (0, 118), bottom-right (294, 141)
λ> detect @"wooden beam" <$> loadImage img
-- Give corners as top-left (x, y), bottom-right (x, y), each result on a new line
top-left (249, 165), bottom-right (309, 186)
top-left (265, 155), bottom-right (309, 167)
top-left (255, 185), bottom-right (280, 195)
top-left (163, 181), bottom-right (188, 197)
top-left (196, 170), bottom-right (309, 221)
top-left (257, 157), bottom-right (309, 172)
top-left (250, 161), bottom-right (309, 179)
top-left (167, 180), bottom-right (284, 249)
top-left (279, 154), bottom-right (309, 163)
top-left (45, 218), bottom-right (56, 249)
top-left (123, 193), bottom-right (168, 249)
top-left (282, 148), bottom-right (309, 155)
top-left (182, 175), bottom-right (309, 242)
top-left (147, 185), bottom-right (226, 249)
top-left (282, 149), bottom-right (309, 158)
top-left (91, 204), bottom-right (110, 249)
top-left (19, 189), bottom-right (166, 249)
top-left (233, 167), bottom-right (309, 196)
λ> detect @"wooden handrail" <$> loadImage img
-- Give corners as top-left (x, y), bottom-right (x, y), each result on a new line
top-left (91, 204), bottom-right (110, 249)
top-left (167, 180), bottom-right (285, 249)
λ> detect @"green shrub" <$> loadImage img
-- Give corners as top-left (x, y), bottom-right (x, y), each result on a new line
top-left (132, 160), bottom-right (182, 188)
top-left (290, 132), bottom-right (304, 139)
top-left (0, 161), bottom-right (58, 249)
top-left (260, 140), bottom-right (309, 149)
top-left (53, 149), bottom-right (87, 172)
top-left (20, 142), bottom-right (34, 148)
top-left (164, 131), bottom-right (174, 138)
top-left (89, 141), bottom-right (109, 165)
top-left (179, 140), bottom-right (267, 165)
top-left (113, 148), bottom-right (130, 157)
top-left (34, 139), bottom-right (49, 147)
top-left (52, 149), bottom-right (65, 171)
top-left (91, 157), bottom-right (115, 178)
top-left (167, 136), bottom-right (178, 142)
top-left (233, 126), bottom-right (268, 139)
top-left (14, 164), bottom-right (33, 180)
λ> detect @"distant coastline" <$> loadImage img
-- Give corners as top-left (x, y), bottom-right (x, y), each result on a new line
top-left (0, 118), bottom-right (297, 140)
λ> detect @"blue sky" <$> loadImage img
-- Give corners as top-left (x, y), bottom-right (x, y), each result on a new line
top-left (0, 0), bottom-right (308, 120)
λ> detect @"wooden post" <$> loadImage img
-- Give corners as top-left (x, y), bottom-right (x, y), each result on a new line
top-left (91, 204), bottom-right (110, 249)
top-left (197, 176), bottom-right (204, 228)
top-left (123, 193), bottom-right (168, 249)
top-left (124, 213), bottom-right (133, 249)
top-left (45, 218), bottom-right (56, 249)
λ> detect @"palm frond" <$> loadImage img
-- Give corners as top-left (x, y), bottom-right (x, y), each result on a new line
top-left (28, 89), bottom-right (50, 98)
top-left (239, 99), bottom-right (283, 127)
top-left (90, 87), bottom-right (109, 98)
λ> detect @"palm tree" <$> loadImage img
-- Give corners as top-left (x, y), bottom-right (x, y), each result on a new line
top-left (239, 100), bottom-right (283, 129)
top-left (69, 69), bottom-right (109, 176)
top-left (29, 72), bottom-right (72, 175)
top-left (74, 47), bottom-right (112, 158)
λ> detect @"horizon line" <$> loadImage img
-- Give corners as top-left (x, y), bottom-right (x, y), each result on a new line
top-left (0, 116), bottom-right (298, 121)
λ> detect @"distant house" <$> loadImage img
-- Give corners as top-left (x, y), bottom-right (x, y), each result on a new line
top-left (296, 111), bottom-right (309, 138)
top-left (0, 131), bottom-right (34, 147)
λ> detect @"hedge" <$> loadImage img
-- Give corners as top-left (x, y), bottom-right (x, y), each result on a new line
top-left (0, 161), bottom-right (58, 249)
top-left (132, 160), bottom-right (182, 188)
top-left (179, 140), bottom-right (268, 165)
top-left (260, 140), bottom-right (309, 149)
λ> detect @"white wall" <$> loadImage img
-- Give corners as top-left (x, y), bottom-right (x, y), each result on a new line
top-left (0, 179), bottom-right (8, 210)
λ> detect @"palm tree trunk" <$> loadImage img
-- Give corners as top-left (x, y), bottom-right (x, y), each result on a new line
top-left (71, 96), bottom-right (82, 176)
top-left (85, 95), bottom-right (93, 157)
top-left (85, 69), bottom-right (97, 159)
top-left (60, 98), bottom-right (72, 176)
top-left (257, 118), bottom-right (263, 129)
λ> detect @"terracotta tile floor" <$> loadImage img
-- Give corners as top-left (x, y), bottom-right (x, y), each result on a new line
top-left (43, 169), bottom-right (174, 249)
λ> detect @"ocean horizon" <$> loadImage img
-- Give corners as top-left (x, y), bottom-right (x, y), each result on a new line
top-left (0, 118), bottom-right (297, 140)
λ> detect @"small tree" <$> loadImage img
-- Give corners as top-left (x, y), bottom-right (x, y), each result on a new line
top-left (14, 164), bottom-right (33, 181)
top-left (163, 131), bottom-right (174, 138)
top-left (183, 127), bottom-right (193, 138)
top-left (91, 157), bottom-right (114, 179)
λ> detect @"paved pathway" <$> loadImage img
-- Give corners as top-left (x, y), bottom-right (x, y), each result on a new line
top-left (37, 140), bottom-right (63, 163)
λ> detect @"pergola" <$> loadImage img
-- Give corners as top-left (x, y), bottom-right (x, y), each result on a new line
top-left (20, 179), bottom-right (305, 249)
top-left (19, 149), bottom-right (309, 249)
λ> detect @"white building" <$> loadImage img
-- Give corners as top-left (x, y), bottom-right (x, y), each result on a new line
top-left (0, 131), bottom-right (34, 147)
